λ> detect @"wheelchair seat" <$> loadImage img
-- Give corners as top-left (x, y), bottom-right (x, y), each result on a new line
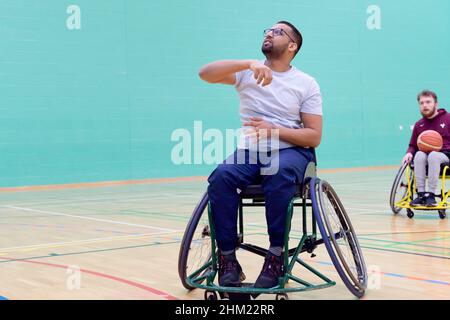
top-left (239, 161), bottom-right (318, 200)
top-left (239, 184), bottom-right (303, 199)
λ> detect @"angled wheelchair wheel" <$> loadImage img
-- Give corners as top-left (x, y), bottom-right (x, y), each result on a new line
top-left (390, 163), bottom-right (412, 214)
top-left (178, 191), bottom-right (213, 290)
top-left (310, 178), bottom-right (367, 298)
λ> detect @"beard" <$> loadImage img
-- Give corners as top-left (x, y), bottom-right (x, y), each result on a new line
top-left (261, 41), bottom-right (287, 59)
top-left (421, 105), bottom-right (437, 118)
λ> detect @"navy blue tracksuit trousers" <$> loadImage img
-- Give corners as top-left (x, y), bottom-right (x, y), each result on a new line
top-left (207, 147), bottom-right (315, 251)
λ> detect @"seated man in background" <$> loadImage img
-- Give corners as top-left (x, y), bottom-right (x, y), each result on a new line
top-left (402, 90), bottom-right (450, 207)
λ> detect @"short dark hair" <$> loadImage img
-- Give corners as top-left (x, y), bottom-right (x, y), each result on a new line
top-left (417, 90), bottom-right (438, 103)
top-left (277, 20), bottom-right (303, 57)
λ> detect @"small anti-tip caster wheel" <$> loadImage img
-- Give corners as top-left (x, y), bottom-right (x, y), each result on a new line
top-left (406, 209), bottom-right (414, 219)
top-left (219, 292), bottom-right (229, 300)
top-left (438, 210), bottom-right (446, 219)
top-left (275, 293), bottom-right (289, 300)
top-left (204, 290), bottom-right (218, 300)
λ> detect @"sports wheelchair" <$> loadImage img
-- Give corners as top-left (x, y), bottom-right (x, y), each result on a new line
top-left (178, 158), bottom-right (367, 300)
top-left (390, 162), bottom-right (448, 219)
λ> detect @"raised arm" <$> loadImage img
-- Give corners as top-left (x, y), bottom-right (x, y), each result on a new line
top-left (198, 60), bottom-right (252, 85)
top-left (198, 60), bottom-right (273, 86)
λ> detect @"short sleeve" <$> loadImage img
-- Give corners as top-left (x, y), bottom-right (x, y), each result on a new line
top-left (234, 70), bottom-right (246, 88)
top-left (300, 79), bottom-right (323, 115)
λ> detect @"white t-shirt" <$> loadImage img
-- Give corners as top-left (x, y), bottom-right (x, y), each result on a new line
top-left (235, 62), bottom-right (322, 150)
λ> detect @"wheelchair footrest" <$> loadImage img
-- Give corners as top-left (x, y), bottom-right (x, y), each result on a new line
top-left (219, 283), bottom-right (253, 300)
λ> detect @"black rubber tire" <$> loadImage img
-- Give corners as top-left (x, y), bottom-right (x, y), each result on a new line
top-left (275, 293), bottom-right (289, 300)
top-left (390, 163), bottom-right (411, 214)
top-left (204, 290), bottom-right (218, 300)
top-left (407, 209), bottom-right (414, 219)
top-left (178, 191), bottom-right (212, 290)
top-left (310, 178), bottom-right (367, 298)
top-left (438, 210), bottom-right (446, 219)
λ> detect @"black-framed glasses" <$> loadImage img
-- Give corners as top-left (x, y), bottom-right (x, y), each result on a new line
top-left (263, 28), bottom-right (296, 43)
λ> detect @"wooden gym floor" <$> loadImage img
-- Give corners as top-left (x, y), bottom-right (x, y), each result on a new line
top-left (0, 167), bottom-right (448, 300)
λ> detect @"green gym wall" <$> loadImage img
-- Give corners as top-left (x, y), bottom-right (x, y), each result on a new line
top-left (0, 0), bottom-right (449, 187)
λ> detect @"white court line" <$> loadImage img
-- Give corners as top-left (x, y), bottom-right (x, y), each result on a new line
top-left (342, 203), bottom-right (391, 210)
top-left (329, 181), bottom-right (391, 188)
top-left (245, 208), bottom-right (385, 227)
top-left (0, 193), bottom-right (198, 207)
top-left (2, 205), bottom-right (178, 232)
top-left (0, 230), bottom-right (182, 253)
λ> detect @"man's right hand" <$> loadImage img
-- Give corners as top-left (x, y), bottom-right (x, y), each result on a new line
top-left (249, 61), bottom-right (273, 87)
top-left (402, 153), bottom-right (413, 164)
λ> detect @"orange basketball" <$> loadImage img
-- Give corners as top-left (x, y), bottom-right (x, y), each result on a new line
top-left (417, 130), bottom-right (443, 153)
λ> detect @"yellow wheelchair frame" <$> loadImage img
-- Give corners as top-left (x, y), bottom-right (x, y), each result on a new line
top-left (390, 162), bottom-right (448, 219)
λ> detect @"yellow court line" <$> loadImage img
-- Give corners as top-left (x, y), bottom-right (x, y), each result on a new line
top-left (0, 230), bottom-right (183, 255)
top-left (0, 165), bottom-right (399, 193)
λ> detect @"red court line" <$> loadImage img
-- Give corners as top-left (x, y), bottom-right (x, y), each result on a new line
top-left (0, 176), bottom-right (207, 193)
top-left (318, 165), bottom-right (398, 174)
top-left (0, 256), bottom-right (177, 300)
top-left (0, 165), bottom-right (398, 193)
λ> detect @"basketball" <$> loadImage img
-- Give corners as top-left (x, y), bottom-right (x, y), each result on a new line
top-left (417, 130), bottom-right (443, 153)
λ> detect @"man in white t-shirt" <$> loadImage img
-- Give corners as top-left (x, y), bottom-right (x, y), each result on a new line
top-left (199, 21), bottom-right (323, 291)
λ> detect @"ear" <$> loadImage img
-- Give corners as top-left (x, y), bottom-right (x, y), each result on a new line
top-left (288, 42), bottom-right (298, 53)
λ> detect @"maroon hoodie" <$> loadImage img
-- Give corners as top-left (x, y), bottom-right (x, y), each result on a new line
top-left (407, 108), bottom-right (450, 155)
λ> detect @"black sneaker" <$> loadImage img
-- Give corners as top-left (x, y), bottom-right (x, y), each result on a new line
top-left (218, 251), bottom-right (244, 287)
top-left (253, 252), bottom-right (285, 290)
top-left (410, 192), bottom-right (426, 207)
top-left (425, 193), bottom-right (438, 207)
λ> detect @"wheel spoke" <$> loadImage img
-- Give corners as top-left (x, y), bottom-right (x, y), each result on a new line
top-left (178, 192), bottom-right (213, 289)
top-left (390, 163), bottom-right (411, 213)
top-left (317, 180), bottom-right (367, 293)
top-left (187, 220), bottom-right (211, 275)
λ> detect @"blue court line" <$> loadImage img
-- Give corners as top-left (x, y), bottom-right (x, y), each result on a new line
top-left (311, 263), bottom-right (450, 286)
top-left (310, 261), bottom-right (444, 284)
top-left (1, 235), bottom-right (448, 290)
top-left (425, 279), bottom-right (450, 285)
top-left (384, 272), bottom-right (404, 278)
top-left (381, 273), bottom-right (450, 286)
